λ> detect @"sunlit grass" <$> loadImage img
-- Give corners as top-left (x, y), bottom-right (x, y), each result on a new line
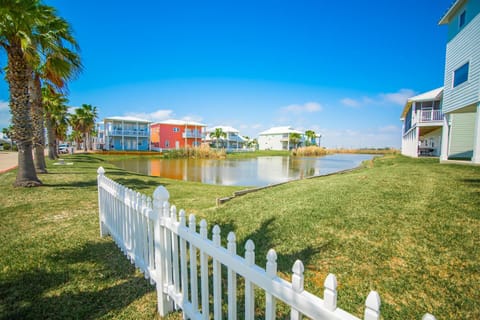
top-left (0, 154), bottom-right (478, 319)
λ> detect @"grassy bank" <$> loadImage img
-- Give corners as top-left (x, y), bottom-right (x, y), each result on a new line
top-left (1, 154), bottom-right (479, 319)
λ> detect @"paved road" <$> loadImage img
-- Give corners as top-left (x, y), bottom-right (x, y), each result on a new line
top-left (0, 152), bottom-right (18, 173)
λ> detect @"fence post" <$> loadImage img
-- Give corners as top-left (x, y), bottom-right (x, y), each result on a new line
top-left (291, 260), bottom-right (304, 320)
top-left (364, 291), bottom-right (381, 320)
top-left (153, 185), bottom-right (173, 316)
top-left (324, 273), bottom-right (337, 312)
top-left (265, 249), bottom-right (277, 320)
top-left (97, 167), bottom-right (108, 237)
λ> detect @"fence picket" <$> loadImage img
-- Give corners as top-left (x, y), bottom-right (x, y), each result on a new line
top-left (200, 219), bottom-right (210, 320)
top-left (324, 274), bottom-right (337, 312)
top-left (212, 225), bottom-right (222, 320)
top-left (227, 232), bottom-right (237, 320)
top-left (265, 249), bottom-right (277, 320)
top-left (97, 169), bottom-right (437, 320)
top-left (189, 214), bottom-right (199, 314)
top-left (291, 260), bottom-right (305, 320)
top-left (179, 210), bottom-right (188, 320)
top-left (244, 240), bottom-right (255, 320)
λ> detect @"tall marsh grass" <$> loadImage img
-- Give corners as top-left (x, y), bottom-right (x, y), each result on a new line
top-left (163, 145), bottom-right (226, 159)
top-left (291, 146), bottom-right (328, 156)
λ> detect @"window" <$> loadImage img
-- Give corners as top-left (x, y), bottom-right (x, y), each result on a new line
top-left (459, 10), bottom-right (466, 28)
top-left (453, 62), bottom-right (469, 87)
top-left (165, 140), bottom-right (170, 147)
top-left (173, 127), bottom-right (179, 132)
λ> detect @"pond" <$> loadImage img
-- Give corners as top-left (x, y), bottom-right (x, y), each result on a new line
top-left (109, 153), bottom-right (374, 187)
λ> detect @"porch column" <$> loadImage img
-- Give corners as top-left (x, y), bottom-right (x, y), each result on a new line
top-left (471, 103), bottom-right (480, 163)
top-left (440, 113), bottom-right (450, 161)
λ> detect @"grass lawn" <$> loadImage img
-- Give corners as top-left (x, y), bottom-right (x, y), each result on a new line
top-left (0, 154), bottom-right (479, 319)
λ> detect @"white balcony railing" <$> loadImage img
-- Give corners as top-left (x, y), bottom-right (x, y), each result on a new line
top-left (182, 131), bottom-right (205, 139)
top-left (109, 129), bottom-right (149, 137)
top-left (418, 110), bottom-right (443, 122)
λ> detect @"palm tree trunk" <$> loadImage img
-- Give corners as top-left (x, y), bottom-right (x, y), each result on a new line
top-left (46, 115), bottom-right (57, 160)
top-left (30, 73), bottom-right (47, 173)
top-left (7, 42), bottom-right (42, 187)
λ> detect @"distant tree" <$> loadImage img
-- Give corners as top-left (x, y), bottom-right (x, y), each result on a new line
top-left (69, 104), bottom-right (98, 151)
top-left (210, 128), bottom-right (226, 148)
top-left (289, 132), bottom-right (302, 149)
top-left (2, 125), bottom-right (14, 150)
top-left (305, 130), bottom-right (317, 146)
top-left (43, 88), bottom-right (69, 159)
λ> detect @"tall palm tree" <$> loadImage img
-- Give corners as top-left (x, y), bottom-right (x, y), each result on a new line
top-left (29, 16), bottom-right (81, 172)
top-left (69, 104), bottom-right (97, 152)
top-left (210, 128), bottom-right (226, 149)
top-left (1, 0), bottom-right (80, 186)
top-left (305, 130), bottom-right (317, 146)
top-left (289, 132), bottom-right (302, 149)
top-left (0, 0), bottom-right (48, 186)
top-left (42, 87), bottom-right (69, 159)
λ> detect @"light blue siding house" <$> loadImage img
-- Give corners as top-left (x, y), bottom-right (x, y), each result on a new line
top-left (104, 116), bottom-right (151, 151)
top-left (439, 0), bottom-right (480, 163)
top-left (401, 87), bottom-right (444, 157)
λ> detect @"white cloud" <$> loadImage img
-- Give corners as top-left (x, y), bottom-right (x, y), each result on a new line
top-left (281, 102), bottom-right (323, 113)
top-left (379, 89), bottom-right (416, 106)
top-left (340, 98), bottom-right (361, 108)
top-left (341, 89), bottom-right (416, 108)
top-left (320, 126), bottom-right (400, 149)
top-left (0, 100), bottom-right (9, 111)
top-left (125, 109), bottom-right (174, 122)
top-left (0, 100), bottom-right (11, 129)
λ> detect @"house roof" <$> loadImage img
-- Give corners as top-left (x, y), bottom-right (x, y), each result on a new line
top-left (154, 119), bottom-right (206, 127)
top-left (439, 0), bottom-right (466, 25)
top-left (259, 126), bottom-right (303, 135)
top-left (104, 116), bottom-right (151, 123)
top-left (206, 126), bottom-right (239, 133)
top-left (400, 87), bottom-right (443, 119)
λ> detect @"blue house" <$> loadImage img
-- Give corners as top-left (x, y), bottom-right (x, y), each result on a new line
top-left (104, 116), bottom-right (151, 151)
top-left (439, 0), bottom-right (480, 163)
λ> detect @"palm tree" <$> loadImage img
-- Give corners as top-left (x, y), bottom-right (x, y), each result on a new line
top-left (289, 132), bottom-right (302, 149)
top-left (210, 128), bottom-right (226, 149)
top-left (29, 18), bottom-right (81, 172)
top-left (43, 87), bottom-right (69, 159)
top-left (69, 104), bottom-right (98, 152)
top-left (1, 0), bottom-right (80, 185)
top-left (0, 0), bottom-right (48, 186)
top-left (305, 130), bottom-right (317, 146)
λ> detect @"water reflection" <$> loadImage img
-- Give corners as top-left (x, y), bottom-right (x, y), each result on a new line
top-left (109, 154), bottom-right (374, 187)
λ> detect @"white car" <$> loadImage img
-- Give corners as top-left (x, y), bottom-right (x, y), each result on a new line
top-left (58, 144), bottom-right (69, 154)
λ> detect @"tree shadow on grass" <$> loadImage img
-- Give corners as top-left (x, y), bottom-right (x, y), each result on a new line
top-left (0, 241), bottom-right (155, 320)
top-left (42, 179), bottom-right (99, 189)
top-left (216, 218), bottom-right (328, 274)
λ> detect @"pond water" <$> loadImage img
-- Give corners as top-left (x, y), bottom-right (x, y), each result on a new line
top-left (109, 153), bottom-right (374, 187)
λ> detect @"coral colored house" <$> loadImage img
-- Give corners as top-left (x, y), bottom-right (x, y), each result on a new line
top-left (150, 120), bottom-right (206, 150)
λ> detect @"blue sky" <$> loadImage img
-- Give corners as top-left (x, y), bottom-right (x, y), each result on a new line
top-left (0, 0), bottom-right (453, 148)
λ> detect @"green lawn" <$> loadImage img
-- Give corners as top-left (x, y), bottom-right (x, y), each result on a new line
top-left (0, 154), bottom-right (479, 319)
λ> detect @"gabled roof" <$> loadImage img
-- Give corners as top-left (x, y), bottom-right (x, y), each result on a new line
top-left (153, 119), bottom-right (206, 127)
top-left (104, 116), bottom-right (151, 123)
top-left (206, 126), bottom-right (239, 133)
top-left (400, 87), bottom-right (443, 119)
top-left (439, 0), bottom-right (466, 25)
top-left (259, 126), bottom-right (303, 135)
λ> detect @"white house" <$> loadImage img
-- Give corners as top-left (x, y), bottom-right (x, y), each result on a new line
top-left (258, 126), bottom-right (304, 151)
top-left (400, 87), bottom-right (444, 157)
top-left (205, 126), bottom-right (248, 150)
top-left (439, 0), bottom-right (480, 163)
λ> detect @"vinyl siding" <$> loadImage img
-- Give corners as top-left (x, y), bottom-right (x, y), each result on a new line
top-left (447, 0), bottom-right (480, 41)
top-left (442, 13), bottom-right (480, 114)
top-left (449, 113), bottom-right (476, 158)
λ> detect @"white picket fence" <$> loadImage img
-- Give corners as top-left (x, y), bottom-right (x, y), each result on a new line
top-left (96, 167), bottom-right (437, 320)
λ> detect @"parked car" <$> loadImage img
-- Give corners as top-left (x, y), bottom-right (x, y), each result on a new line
top-left (58, 143), bottom-right (69, 154)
